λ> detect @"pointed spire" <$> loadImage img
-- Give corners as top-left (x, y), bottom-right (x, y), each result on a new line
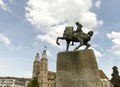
top-left (35, 53), bottom-right (40, 61)
top-left (42, 50), bottom-right (47, 58)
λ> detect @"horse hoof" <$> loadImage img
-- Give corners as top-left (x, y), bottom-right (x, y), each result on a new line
top-left (56, 42), bottom-right (60, 45)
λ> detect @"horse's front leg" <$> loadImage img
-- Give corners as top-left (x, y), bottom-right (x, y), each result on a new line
top-left (56, 37), bottom-right (64, 45)
top-left (56, 37), bottom-right (60, 45)
top-left (66, 40), bottom-right (70, 51)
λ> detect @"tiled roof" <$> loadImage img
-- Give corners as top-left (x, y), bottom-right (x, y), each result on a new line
top-left (48, 71), bottom-right (56, 75)
top-left (0, 76), bottom-right (31, 80)
top-left (99, 70), bottom-right (108, 79)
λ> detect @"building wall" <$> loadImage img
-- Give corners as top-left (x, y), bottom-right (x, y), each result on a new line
top-left (0, 78), bottom-right (15, 87)
top-left (101, 79), bottom-right (113, 87)
top-left (48, 80), bottom-right (54, 87)
top-left (0, 77), bottom-right (30, 87)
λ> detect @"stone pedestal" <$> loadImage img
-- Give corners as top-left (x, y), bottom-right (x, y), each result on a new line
top-left (56, 49), bottom-right (101, 87)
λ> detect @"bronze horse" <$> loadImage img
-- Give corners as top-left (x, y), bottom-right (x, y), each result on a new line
top-left (56, 27), bottom-right (93, 51)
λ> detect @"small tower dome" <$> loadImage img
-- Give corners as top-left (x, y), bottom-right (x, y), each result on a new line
top-left (35, 53), bottom-right (40, 61)
top-left (42, 50), bottom-right (47, 58)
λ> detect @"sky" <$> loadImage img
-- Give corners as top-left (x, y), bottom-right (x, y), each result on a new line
top-left (0, 0), bottom-right (120, 79)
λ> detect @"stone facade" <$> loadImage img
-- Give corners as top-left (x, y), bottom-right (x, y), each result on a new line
top-left (0, 77), bottom-right (30, 87)
top-left (33, 50), bottom-right (112, 87)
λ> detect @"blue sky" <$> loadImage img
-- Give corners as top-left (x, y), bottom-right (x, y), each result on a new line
top-left (0, 0), bottom-right (120, 79)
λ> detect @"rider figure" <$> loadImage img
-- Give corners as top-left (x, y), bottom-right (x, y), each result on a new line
top-left (71, 22), bottom-right (83, 45)
top-left (74, 22), bottom-right (83, 33)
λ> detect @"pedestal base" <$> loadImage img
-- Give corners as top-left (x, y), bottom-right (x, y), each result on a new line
top-left (56, 49), bottom-right (101, 87)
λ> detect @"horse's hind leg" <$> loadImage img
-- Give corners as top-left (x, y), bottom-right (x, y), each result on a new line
top-left (74, 38), bottom-right (83, 51)
top-left (74, 44), bottom-right (83, 51)
top-left (85, 43), bottom-right (91, 49)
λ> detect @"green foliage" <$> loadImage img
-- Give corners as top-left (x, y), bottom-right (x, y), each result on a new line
top-left (111, 66), bottom-right (120, 87)
top-left (28, 76), bottom-right (40, 87)
top-left (112, 66), bottom-right (119, 77)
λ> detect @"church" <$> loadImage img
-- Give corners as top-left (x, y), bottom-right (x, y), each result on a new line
top-left (32, 50), bottom-right (56, 87)
top-left (32, 50), bottom-right (113, 87)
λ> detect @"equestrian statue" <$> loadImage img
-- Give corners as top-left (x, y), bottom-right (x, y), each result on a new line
top-left (56, 22), bottom-right (94, 51)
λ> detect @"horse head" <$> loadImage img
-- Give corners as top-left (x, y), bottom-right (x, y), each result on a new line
top-left (87, 31), bottom-right (93, 37)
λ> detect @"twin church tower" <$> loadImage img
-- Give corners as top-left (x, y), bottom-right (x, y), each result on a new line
top-left (32, 50), bottom-right (56, 87)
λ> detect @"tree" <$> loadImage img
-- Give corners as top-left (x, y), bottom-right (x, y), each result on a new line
top-left (111, 66), bottom-right (120, 87)
top-left (28, 76), bottom-right (40, 87)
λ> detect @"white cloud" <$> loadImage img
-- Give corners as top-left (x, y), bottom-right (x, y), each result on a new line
top-left (90, 47), bottom-right (103, 58)
top-left (36, 24), bottom-right (65, 49)
top-left (94, 49), bottom-right (103, 57)
top-left (25, 0), bottom-right (103, 47)
top-left (107, 31), bottom-right (120, 57)
top-left (95, 0), bottom-right (101, 8)
top-left (46, 50), bottom-right (53, 57)
top-left (0, 0), bottom-right (10, 11)
top-left (22, 73), bottom-right (32, 78)
top-left (8, 0), bottom-right (14, 3)
top-left (8, 0), bottom-right (16, 5)
top-left (107, 31), bottom-right (120, 39)
top-left (0, 65), bottom-right (5, 69)
top-left (16, 45), bottom-right (23, 50)
top-left (10, 45), bottom-right (23, 52)
top-left (37, 34), bottom-right (57, 47)
top-left (98, 20), bottom-right (104, 26)
top-left (0, 34), bottom-right (11, 45)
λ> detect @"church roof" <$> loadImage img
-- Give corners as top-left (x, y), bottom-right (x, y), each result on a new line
top-left (48, 71), bottom-right (56, 80)
top-left (0, 76), bottom-right (31, 80)
top-left (99, 70), bottom-right (108, 79)
top-left (48, 71), bottom-right (56, 75)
